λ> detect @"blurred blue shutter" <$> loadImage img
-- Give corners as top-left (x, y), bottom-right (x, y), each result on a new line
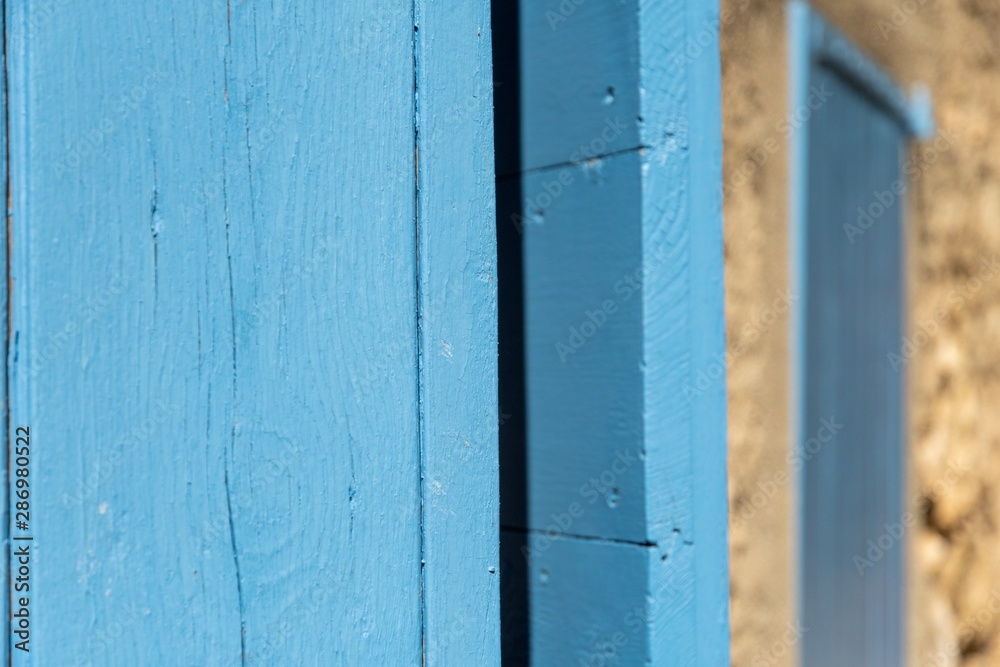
top-left (789, 4), bottom-right (932, 665)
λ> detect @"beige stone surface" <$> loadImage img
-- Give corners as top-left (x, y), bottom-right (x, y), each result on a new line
top-left (721, 1), bottom-right (1000, 665)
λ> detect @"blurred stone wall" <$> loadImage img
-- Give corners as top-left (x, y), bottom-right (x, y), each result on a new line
top-left (721, 1), bottom-right (1000, 665)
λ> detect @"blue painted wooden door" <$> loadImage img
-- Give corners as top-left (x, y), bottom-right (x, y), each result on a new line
top-left (4, 1), bottom-right (498, 665)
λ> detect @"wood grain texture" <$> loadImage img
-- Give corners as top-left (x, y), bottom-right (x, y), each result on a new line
top-left (497, 0), bottom-right (642, 175)
top-left (414, 0), bottom-right (500, 663)
top-left (648, 1), bottom-right (731, 661)
top-left (520, 151), bottom-right (646, 543)
top-left (522, 533), bottom-right (652, 666)
top-left (7, 1), bottom-right (497, 664)
top-left (499, 0), bottom-right (729, 662)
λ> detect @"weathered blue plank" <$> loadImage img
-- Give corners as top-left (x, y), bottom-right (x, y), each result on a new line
top-left (414, 0), bottom-right (500, 663)
top-left (497, 0), bottom-right (729, 662)
top-left (8, 1), bottom-right (497, 665)
top-left (11, 4), bottom-right (261, 662)
top-left (219, 2), bottom-right (423, 663)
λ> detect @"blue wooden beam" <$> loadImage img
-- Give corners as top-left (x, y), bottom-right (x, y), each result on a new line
top-left (414, 0), bottom-right (500, 663)
top-left (498, 0), bottom-right (730, 663)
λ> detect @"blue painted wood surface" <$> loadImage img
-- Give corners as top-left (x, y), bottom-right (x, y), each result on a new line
top-left (787, 4), bottom-right (927, 665)
top-left (0, 26), bottom-right (9, 667)
top-left (6, 1), bottom-right (497, 664)
top-left (414, 0), bottom-right (500, 663)
top-left (496, 0), bottom-right (730, 663)
top-left (801, 69), bottom-right (905, 665)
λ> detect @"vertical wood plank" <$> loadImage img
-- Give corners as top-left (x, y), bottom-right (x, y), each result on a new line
top-left (218, 2), bottom-right (423, 663)
top-left (1, 0), bottom-right (503, 663)
top-left (672, 0), bottom-right (731, 659)
top-left (0, 3), bottom-right (9, 662)
top-left (414, 0), bottom-right (500, 663)
top-left (10, 4), bottom-right (250, 662)
top-left (497, 0), bottom-right (730, 662)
